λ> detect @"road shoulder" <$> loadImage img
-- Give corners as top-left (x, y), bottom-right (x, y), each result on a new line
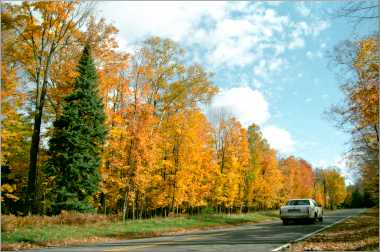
top-left (289, 208), bottom-right (379, 251)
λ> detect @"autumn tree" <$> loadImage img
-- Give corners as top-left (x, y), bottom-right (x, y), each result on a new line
top-left (315, 168), bottom-right (347, 209)
top-left (1, 17), bottom-right (31, 212)
top-left (279, 157), bottom-right (315, 201)
top-left (209, 111), bottom-right (249, 213)
top-left (158, 110), bottom-right (217, 214)
top-left (136, 38), bottom-right (217, 217)
top-left (246, 124), bottom-right (269, 208)
top-left (247, 124), bottom-right (284, 209)
top-left (45, 45), bottom-right (107, 213)
top-left (2, 1), bottom-right (94, 214)
top-left (329, 36), bottom-right (379, 204)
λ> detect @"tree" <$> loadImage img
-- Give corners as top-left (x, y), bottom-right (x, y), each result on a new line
top-left (45, 44), bottom-right (107, 213)
top-left (246, 124), bottom-right (269, 208)
top-left (324, 169), bottom-right (347, 209)
top-left (2, 1), bottom-right (94, 214)
top-left (210, 113), bottom-right (250, 212)
top-left (334, 0), bottom-right (378, 25)
top-left (247, 125), bottom-right (284, 209)
top-left (1, 16), bottom-right (31, 213)
top-left (298, 159), bottom-right (315, 197)
top-left (315, 168), bottom-right (347, 209)
top-left (328, 36), bottom-right (379, 204)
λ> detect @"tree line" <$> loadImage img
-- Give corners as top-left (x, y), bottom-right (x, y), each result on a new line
top-left (1, 1), bottom-right (371, 218)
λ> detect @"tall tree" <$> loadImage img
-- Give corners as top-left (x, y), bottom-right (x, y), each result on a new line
top-left (246, 124), bottom-right (268, 208)
top-left (318, 168), bottom-right (347, 209)
top-left (329, 36), bottom-right (379, 204)
top-left (2, 1), bottom-right (93, 213)
top-left (1, 25), bottom-right (31, 212)
top-left (45, 45), bottom-right (107, 213)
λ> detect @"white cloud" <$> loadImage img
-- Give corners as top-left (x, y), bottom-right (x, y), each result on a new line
top-left (296, 2), bottom-right (311, 17)
top-left (206, 6), bottom-right (291, 68)
top-left (254, 58), bottom-right (286, 80)
top-left (312, 21), bottom-right (330, 36)
top-left (316, 159), bottom-right (327, 168)
top-left (208, 36), bottom-right (257, 67)
top-left (274, 44), bottom-right (286, 55)
top-left (97, 1), bottom-right (228, 45)
top-left (306, 50), bottom-right (323, 59)
top-left (97, 1), bottom-right (331, 84)
top-left (269, 58), bottom-right (284, 71)
top-left (253, 79), bottom-right (262, 88)
top-left (305, 97), bottom-right (313, 103)
top-left (262, 126), bottom-right (295, 153)
top-left (289, 36), bottom-right (305, 49)
top-left (254, 60), bottom-right (267, 77)
top-left (266, 2), bottom-right (283, 6)
top-left (211, 86), bottom-right (269, 127)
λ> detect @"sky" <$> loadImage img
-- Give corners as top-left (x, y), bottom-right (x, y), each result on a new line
top-left (96, 1), bottom-right (377, 184)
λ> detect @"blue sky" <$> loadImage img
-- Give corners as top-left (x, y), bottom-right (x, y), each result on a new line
top-left (97, 1), bottom-right (377, 183)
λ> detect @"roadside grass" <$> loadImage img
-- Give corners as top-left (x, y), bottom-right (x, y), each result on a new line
top-left (290, 208), bottom-right (379, 251)
top-left (1, 210), bottom-right (278, 250)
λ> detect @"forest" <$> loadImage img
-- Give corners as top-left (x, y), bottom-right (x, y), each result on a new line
top-left (1, 1), bottom-right (377, 219)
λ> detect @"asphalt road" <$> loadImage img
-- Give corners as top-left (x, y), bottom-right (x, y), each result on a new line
top-left (16, 208), bottom-right (364, 252)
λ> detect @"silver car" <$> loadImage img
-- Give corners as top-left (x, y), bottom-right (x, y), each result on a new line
top-left (279, 199), bottom-right (323, 225)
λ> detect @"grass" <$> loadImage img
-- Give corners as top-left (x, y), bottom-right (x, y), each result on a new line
top-left (1, 210), bottom-right (279, 250)
top-left (290, 208), bottom-right (379, 251)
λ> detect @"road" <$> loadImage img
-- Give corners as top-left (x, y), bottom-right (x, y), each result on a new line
top-left (17, 209), bottom-right (363, 252)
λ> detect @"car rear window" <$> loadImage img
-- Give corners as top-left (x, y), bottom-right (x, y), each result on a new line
top-left (286, 200), bottom-right (310, 205)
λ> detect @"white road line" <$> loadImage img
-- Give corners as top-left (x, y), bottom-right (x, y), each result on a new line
top-left (272, 242), bottom-right (291, 252)
top-left (293, 215), bottom-right (352, 243)
top-left (271, 214), bottom-right (358, 252)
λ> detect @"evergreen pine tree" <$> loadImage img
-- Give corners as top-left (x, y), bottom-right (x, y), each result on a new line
top-left (45, 44), bottom-right (107, 213)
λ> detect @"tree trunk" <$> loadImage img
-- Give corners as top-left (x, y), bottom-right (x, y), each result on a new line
top-left (122, 187), bottom-right (129, 222)
top-left (26, 51), bottom-right (53, 215)
top-left (26, 82), bottom-right (48, 214)
top-left (132, 196), bottom-right (135, 220)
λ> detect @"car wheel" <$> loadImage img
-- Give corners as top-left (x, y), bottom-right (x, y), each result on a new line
top-left (313, 213), bottom-right (318, 224)
top-left (282, 219), bottom-right (289, 225)
top-left (319, 216), bottom-right (323, 222)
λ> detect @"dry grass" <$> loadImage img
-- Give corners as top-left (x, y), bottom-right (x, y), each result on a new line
top-left (1, 211), bottom-right (118, 232)
top-left (291, 208), bottom-right (379, 251)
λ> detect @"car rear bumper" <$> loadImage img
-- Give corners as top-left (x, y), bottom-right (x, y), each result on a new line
top-left (280, 213), bottom-right (312, 219)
